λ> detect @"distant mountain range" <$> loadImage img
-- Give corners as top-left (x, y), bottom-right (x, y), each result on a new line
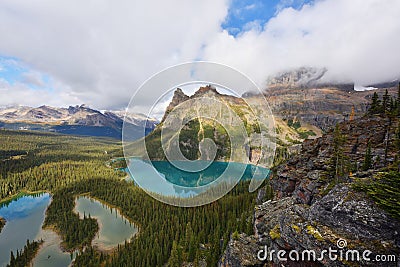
top-left (0, 104), bottom-right (158, 140)
top-left (1, 67), bottom-right (398, 143)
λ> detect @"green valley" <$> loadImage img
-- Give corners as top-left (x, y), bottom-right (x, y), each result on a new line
top-left (0, 129), bottom-right (262, 266)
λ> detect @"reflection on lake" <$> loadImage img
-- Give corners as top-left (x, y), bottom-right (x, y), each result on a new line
top-left (0, 193), bottom-right (50, 267)
top-left (126, 159), bottom-right (270, 197)
top-left (0, 193), bottom-right (137, 266)
top-left (74, 196), bottom-right (138, 251)
top-left (0, 193), bottom-right (74, 267)
top-left (32, 229), bottom-right (76, 267)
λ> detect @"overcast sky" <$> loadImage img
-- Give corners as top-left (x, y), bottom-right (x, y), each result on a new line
top-left (0, 0), bottom-right (399, 110)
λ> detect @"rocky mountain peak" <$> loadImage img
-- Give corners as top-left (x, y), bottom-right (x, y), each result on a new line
top-left (172, 88), bottom-right (189, 103)
top-left (192, 85), bottom-right (218, 97)
top-left (161, 85), bottom-right (238, 123)
top-left (267, 66), bottom-right (328, 89)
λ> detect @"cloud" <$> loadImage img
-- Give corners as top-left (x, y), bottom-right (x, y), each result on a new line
top-left (244, 4), bottom-right (257, 10)
top-left (202, 0), bottom-right (400, 87)
top-left (0, 78), bottom-right (80, 107)
top-left (21, 71), bottom-right (46, 87)
top-left (275, 0), bottom-right (311, 13)
top-left (0, 0), bottom-right (399, 111)
top-left (0, 0), bottom-right (229, 109)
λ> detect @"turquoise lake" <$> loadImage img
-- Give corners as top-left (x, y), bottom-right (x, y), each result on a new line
top-left (126, 159), bottom-right (270, 197)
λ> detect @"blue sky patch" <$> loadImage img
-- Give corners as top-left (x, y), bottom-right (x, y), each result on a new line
top-left (0, 55), bottom-right (27, 85)
top-left (222, 0), bottom-right (314, 36)
top-left (0, 55), bottom-right (52, 90)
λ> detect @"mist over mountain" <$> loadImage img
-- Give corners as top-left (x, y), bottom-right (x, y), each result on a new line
top-left (241, 67), bottom-right (400, 132)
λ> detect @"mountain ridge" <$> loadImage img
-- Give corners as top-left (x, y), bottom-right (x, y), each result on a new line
top-left (0, 104), bottom-right (158, 140)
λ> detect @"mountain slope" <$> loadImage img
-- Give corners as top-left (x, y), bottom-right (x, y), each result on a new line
top-left (244, 67), bottom-right (399, 132)
top-left (136, 86), bottom-right (262, 162)
top-left (0, 104), bottom-right (158, 140)
top-left (128, 85), bottom-right (288, 165)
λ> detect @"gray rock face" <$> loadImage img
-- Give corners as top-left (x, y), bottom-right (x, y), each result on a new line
top-left (271, 115), bottom-right (399, 205)
top-left (219, 233), bottom-right (264, 267)
top-left (261, 79), bottom-right (398, 131)
top-left (252, 185), bottom-right (400, 267)
top-left (220, 115), bottom-right (400, 267)
top-left (161, 88), bottom-right (190, 122)
top-left (266, 67), bottom-right (328, 89)
top-left (309, 185), bottom-right (400, 244)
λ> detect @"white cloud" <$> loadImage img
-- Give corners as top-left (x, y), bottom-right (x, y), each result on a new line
top-left (0, 0), bottom-right (399, 111)
top-left (202, 0), bottom-right (400, 87)
top-left (244, 4), bottom-right (257, 10)
top-left (0, 0), bottom-right (229, 109)
top-left (0, 78), bottom-right (80, 107)
top-left (21, 71), bottom-right (46, 87)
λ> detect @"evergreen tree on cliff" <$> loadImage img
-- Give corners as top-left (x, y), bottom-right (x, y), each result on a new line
top-left (331, 124), bottom-right (347, 181)
top-left (397, 82), bottom-right (400, 116)
top-left (369, 92), bottom-right (381, 114)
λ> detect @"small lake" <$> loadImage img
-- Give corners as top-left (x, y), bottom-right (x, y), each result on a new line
top-left (74, 196), bottom-right (138, 251)
top-left (0, 193), bottom-right (72, 267)
top-left (0, 193), bottom-right (137, 267)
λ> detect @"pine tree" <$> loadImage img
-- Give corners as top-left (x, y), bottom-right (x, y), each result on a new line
top-left (168, 241), bottom-right (181, 267)
top-left (389, 97), bottom-right (395, 114)
top-left (395, 123), bottom-right (400, 151)
top-left (331, 124), bottom-right (347, 181)
top-left (349, 106), bottom-right (355, 121)
top-left (369, 92), bottom-right (380, 114)
top-left (397, 82), bottom-right (400, 116)
top-left (362, 141), bottom-right (372, 171)
top-left (188, 235), bottom-right (196, 262)
top-left (9, 251), bottom-right (15, 266)
top-left (382, 89), bottom-right (390, 113)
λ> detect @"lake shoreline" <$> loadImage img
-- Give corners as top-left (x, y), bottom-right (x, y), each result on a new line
top-left (32, 227), bottom-right (78, 267)
top-left (0, 189), bottom-right (49, 206)
top-left (0, 217), bottom-right (5, 232)
top-left (73, 194), bottom-right (139, 253)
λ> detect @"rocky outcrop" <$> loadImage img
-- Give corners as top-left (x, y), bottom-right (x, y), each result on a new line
top-left (219, 234), bottom-right (264, 267)
top-left (144, 85), bottom-right (278, 162)
top-left (248, 67), bottom-right (400, 131)
top-left (271, 115), bottom-right (398, 204)
top-left (220, 115), bottom-right (400, 267)
top-left (253, 184), bottom-right (399, 267)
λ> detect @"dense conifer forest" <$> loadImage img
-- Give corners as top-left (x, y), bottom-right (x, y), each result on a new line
top-left (0, 130), bottom-right (260, 266)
